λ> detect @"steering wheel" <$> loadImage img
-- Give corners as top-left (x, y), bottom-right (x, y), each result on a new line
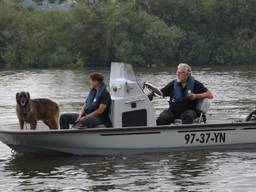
top-left (246, 110), bottom-right (256, 122)
top-left (143, 82), bottom-right (163, 97)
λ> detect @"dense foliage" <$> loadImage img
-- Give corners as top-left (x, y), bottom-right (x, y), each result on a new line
top-left (0, 0), bottom-right (256, 69)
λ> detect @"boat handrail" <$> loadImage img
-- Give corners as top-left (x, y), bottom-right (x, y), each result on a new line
top-left (124, 98), bottom-right (146, 104)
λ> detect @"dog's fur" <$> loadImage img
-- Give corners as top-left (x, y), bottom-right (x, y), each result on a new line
top-left (16, 92), bottom-right (59, 130)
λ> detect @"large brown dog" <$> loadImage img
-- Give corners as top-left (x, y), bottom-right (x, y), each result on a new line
top-left (16, 92), bottom-right (59, 130)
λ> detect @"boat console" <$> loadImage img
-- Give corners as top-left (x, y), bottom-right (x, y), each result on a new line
top-left (109, 62), bottom-right (157, 127)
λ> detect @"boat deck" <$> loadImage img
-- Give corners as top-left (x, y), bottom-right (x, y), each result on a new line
top-left (0, 117), bottom-right (244, 132)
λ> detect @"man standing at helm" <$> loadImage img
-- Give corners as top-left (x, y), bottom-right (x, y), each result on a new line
top-left (157, 63), bottom-right (213, 125)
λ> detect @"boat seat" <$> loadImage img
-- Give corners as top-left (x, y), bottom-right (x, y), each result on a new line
top-left (174, 99), bottom-right (210, 124)
top-left (195, 98), bottom-right (210, 123)
top-left (96, 124), bottom-right (107, 128)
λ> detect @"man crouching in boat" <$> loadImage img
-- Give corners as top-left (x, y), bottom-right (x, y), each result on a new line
top-left (156, 63), bottom-right (213, 125)
top-left (60, 73), bottom-right (112, 129)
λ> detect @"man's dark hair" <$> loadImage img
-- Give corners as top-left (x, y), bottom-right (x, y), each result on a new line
top-left (90, 73), bottom-right (104, 82)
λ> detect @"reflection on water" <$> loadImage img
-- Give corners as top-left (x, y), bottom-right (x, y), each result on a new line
top-left (2, 150), bottom-right (256, 191)
top-left (0, 66), bottom-right (256, 191)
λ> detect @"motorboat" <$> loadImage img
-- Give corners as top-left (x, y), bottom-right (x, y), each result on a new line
top-left (0, 62), bottom-right (256, 155)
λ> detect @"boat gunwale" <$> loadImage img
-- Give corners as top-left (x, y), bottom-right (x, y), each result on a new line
top-left (0, 122), bottom-right (256, 135)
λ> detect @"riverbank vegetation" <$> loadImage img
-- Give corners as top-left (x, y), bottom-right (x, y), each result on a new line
top-left (0, 0), bottom-right (256, 69)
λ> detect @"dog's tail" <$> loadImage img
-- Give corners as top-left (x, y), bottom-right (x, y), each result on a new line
top-left (55, 104), bottom-right (60, 129)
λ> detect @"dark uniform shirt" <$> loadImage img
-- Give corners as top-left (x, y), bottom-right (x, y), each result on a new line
top-left (86, 90), bottom-right (111, 122)
top-left (161, 80), bottom-right (208, 115)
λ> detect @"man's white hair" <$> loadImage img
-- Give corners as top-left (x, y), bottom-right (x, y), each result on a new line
top-left (177, 63), bottom-right (192, 73)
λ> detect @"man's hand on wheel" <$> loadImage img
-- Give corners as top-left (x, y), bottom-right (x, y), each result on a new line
top-left (148, 92), bottom-right (154, 101)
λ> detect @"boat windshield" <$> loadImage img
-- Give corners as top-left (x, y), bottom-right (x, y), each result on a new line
top-left (110, 62), bottom-right (137, 85)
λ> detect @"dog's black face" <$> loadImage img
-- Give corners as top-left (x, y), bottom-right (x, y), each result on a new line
top-left (16, 92), bottom-right (30, 107)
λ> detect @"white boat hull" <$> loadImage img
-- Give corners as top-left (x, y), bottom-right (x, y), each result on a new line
top-left (1, 122), bottom-right (256, 155)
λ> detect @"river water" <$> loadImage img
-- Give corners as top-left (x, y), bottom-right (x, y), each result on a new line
top-left (0, 66), bottom-right (256, 191)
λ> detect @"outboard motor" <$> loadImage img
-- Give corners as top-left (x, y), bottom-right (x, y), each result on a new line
top-left (245, 110), bottom-right (256, 122)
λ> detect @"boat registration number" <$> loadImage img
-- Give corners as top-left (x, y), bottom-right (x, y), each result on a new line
top-left (184, 132), bottom-right (226, 144)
